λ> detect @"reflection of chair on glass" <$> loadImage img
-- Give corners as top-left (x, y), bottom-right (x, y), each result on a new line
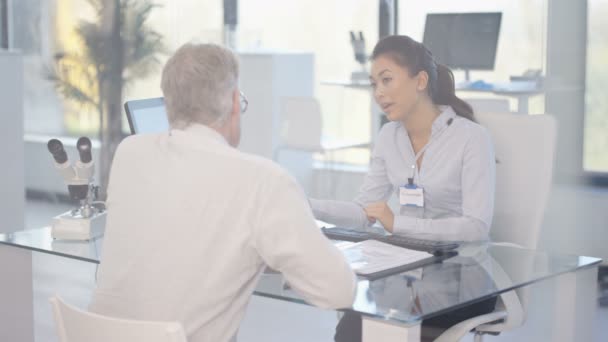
top-left (274, 97), bottom-right (369, 195)
top-left (50, 296), bottom-right (187, 342)
top-left (435, 112), bottom-right (557, 341)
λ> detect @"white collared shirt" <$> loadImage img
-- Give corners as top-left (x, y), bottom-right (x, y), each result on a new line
top-left (90, 124), bottom-right (356, 342)
top-left (311, 106), bottom-right (496, 241)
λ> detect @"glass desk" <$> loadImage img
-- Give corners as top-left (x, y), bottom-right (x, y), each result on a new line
top-left (0, 227), bottom-right (601, 342)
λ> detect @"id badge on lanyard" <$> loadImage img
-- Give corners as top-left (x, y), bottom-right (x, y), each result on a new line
top-left (400, 182), bottom-right (424, 207)
top-left (399, 115), bottom-right (452, 208)
top-left (400, 157), bottom-right (425, 208)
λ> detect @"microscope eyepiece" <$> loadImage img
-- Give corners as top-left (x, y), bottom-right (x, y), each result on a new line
top-left (76, 137), bottom-right (92, 163)
top-left (47, 139), bottom-right (68, 164)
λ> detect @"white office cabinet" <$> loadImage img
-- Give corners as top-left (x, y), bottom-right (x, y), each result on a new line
top-left (238, 51), bottom-right (314, 158)
top-left (0, 51), bottom-right (24, 232)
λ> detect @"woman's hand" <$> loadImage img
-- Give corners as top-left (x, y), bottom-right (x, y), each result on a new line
top-left (364, 202), bottom-right (394, 232)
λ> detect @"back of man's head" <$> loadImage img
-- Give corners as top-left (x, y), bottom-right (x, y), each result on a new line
top-left (161, 43), bottom-right (239, 129)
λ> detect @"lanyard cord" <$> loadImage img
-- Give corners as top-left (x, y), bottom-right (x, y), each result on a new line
top-left (407, 117), bottom-right (454, 185)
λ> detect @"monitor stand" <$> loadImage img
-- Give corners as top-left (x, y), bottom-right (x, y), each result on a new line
top-left (456, 69), bottom-right (474, 88)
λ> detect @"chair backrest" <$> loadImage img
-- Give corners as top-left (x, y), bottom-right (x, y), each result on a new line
top-left (466, 98), bottom-right (511, 114)
top-left (474, 112), bottom-right (556, 331)
top-left (278, 97), bottom-right (323, 151)
top-left (50, 296), bottom-right (187, 342)
top-left (475, 112), bottom-right (557, 250)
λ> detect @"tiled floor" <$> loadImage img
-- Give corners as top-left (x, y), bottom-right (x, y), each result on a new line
top-left (24, 199), bottom-right (608, 342)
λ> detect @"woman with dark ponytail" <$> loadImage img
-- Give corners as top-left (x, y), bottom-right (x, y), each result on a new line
top-left (309, 35), bottom-right (497, 341)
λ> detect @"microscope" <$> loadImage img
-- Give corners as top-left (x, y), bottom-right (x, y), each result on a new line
top-left (47, 137), bottom-right (106, 240)
top-left (350, 31), bottom-right (368, 82)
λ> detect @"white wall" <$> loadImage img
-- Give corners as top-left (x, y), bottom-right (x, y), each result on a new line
top-left (0, 50), bottom-right (24, 232)
top-left (239, 52), bottom-right (314, 158)
top-left (238, 52), bottom-right (316, 189)
top-left (540, 185), bottom-right (608, 261)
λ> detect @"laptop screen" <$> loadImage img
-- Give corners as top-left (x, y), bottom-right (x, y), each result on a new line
top-left (124, 97), bottom-right (170, 134)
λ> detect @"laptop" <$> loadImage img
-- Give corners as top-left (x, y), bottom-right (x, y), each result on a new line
top-left (124, 97), bottom-right (170, 134)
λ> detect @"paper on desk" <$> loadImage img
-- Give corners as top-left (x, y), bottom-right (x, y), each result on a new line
top-left (337, 240), bottom-right (432, 276)
top-left (316, 219), bottom-right (335, 228)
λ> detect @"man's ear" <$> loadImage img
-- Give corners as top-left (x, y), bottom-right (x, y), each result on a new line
top-left (231, 88), bottom-right (240, 118)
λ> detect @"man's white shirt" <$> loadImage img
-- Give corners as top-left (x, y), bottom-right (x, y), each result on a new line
top-left (90, 124), bottom-right (356, 342)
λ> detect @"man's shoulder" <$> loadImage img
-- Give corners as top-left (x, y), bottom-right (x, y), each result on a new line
top-left (232, 151), bottom-right (292, 181)
top-left (117, 133), bottom-right (164, 151)
top-left (111, 134), bottom-right (163, 163)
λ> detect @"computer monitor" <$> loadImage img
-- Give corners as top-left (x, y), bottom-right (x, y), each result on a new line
top-left (124, 97), bottom-right (169, 134)
top-left (422, 12), bottom-right (502, 80)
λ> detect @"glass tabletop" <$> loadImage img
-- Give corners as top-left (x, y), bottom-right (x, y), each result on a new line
top-left (0, 227), bottom-right (102, 264)
top-left (0, 227), bottom-right (601, 324)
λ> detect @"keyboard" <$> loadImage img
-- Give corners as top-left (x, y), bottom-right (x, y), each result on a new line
top-left (321, 227), bottom-right (460, 255)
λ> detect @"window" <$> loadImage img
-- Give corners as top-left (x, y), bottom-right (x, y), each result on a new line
top-left (12, 0), bottom-right (65, 135)
top-left (13, 0), bottom-right (220, 137)
top-left (584, 0), bottom-right (608, 174)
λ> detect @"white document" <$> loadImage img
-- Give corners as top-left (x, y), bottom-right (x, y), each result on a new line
top-left (337, 240), bottom-right (432, 276)
top-left (315, 219), bottom-right (335, 228)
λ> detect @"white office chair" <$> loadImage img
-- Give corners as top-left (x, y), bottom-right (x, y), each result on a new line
top-left (275, 97), bottom-right (369, 196)
top-left (435, 112), bottom-right (557, 342)
top-left (275, 96), bottom-right (369, 159)
top-left (465, 98), bottom-right (511, 114)
top-left (50, 296), bottom-right (187, 342)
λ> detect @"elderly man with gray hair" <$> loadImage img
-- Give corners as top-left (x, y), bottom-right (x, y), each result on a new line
top-left (90, 43), bottom-right (356, 342)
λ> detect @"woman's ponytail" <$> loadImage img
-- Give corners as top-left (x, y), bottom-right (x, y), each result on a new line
top-left (435, 64), bottom-right (475, 122)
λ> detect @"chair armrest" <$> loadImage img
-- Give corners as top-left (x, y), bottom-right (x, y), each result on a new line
top-left (433, 310), bottom-right (508, 342)
top-left (435, 255), bottom-right (527, 341)
top-left (475, 288), bottom-right (524, 333)
top-left (492, 242), bottom-right (524, 249)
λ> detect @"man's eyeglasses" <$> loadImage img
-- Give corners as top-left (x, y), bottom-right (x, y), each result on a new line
top-left (239, 91), bottom-right (248, 114)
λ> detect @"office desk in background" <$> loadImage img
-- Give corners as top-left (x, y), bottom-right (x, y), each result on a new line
top-left (0, 227), bottom-right (600, 342)
top-left (322, 79), bottom-right (543, 125)
top-left (455, 80), bottom-right (543, 114)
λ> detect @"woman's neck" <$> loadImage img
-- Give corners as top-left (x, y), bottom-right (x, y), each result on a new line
top-left (403, 99), bottom-right (442, 141)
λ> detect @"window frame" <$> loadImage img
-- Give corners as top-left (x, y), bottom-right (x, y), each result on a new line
top-left (0, 0), bottom-right (9, 49)
top-left (582, 0), bottom-right (608, 186)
